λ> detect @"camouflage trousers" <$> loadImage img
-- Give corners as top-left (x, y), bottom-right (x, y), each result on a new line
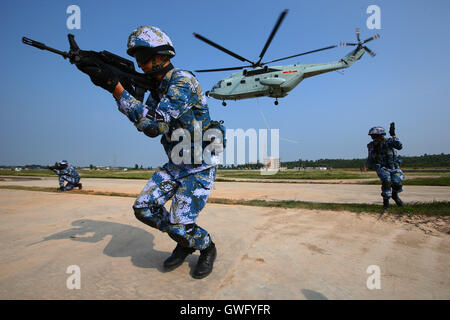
top-left (133, 165), bottom-right (216, 250)
top-left (59, 176), bottom-right (80, 191)
top-left (376, 167), bottom-right (404, 199)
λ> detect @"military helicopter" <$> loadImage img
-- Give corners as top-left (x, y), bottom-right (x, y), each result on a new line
top-left (193, 9), bottom-right (380, 106)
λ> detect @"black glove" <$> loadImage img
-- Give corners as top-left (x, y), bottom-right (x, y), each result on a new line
top-left (77, 62), bottom-right (119, 93)
top-left (389, 122), bottom-right (396, 137)
top-left (119, 77), bottom-right (138, 98)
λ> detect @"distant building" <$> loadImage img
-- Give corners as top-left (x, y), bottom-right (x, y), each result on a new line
top-left (260, 157), bottom-right (280, 175)
top-left (292, 166), bottom-right (330, 171)
top-left (95, 166), bottom-right (111, 170)
top-left (263, 157), bottom-right (280, 171)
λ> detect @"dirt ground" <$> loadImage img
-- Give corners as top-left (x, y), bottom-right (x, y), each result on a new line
top-left (1, 176), bottom-right (450, 204)
top-left (0, 186), bottom-right (449, 299)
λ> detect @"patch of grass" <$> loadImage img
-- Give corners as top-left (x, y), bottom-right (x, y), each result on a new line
top-left (0, 170), bottom-right (54, 177)
top-left (218, 169), bottom-right (377, 180)
top-left (215, 178), bottom-right (237, 182)
top-left (0, 170), bottom-right (153, 180)
top-left (402, 177), bottom-right (450, 186)
top-left (78, 170), bottom-right (153, 179)
top-left (1, 185), bottom-right (448, 217)
top-left (208, 198), bottom-right (450, 217)
top-left (3, 168), bottom-right (449, 185)
top-left (214, 178), bottom-right (359, 184)
top-left (360, 176), bottom-right (450, 186)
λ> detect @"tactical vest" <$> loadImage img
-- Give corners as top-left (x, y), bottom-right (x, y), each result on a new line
top-left (154, 69), bottom-right (225, 165)
top-left (367, 140), bottom-right (400, 170)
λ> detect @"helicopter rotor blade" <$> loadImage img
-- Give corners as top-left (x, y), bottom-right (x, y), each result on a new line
top-left (261, 45), bottom-right (337, 65)
top-left (256, 9), bottom-right (289, 65)
top-left (363, 46), bottom-right (376, 57)
top-left (340, 42), bottom-right (358, 46)
top-left (193, 33), bottom-right (255, 65)
top-left (194, 65), bottom-right (251, 73)
top-left (362, 34), bottom-right (380, 44)
top-left (356, 28), bottom-right (361, 42)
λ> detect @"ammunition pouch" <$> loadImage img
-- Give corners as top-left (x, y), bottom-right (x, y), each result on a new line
top-left (205, 120), bottom-right (226, 149)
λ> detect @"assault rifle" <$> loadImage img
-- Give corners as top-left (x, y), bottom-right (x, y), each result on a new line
top-left (22, 34), bottom-right (152, 101)
top-left (48, 162), bottom-right (64, 171)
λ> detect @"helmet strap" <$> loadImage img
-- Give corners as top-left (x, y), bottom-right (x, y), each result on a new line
top-left (145, 62), bottom-right (174, 80)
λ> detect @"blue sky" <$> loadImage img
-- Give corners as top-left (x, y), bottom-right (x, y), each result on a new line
top-left (1, 0), bottom-right (449, 167)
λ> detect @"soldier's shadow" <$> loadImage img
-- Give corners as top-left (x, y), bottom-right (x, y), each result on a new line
top-left (38, 219), bottom-right (175, 272)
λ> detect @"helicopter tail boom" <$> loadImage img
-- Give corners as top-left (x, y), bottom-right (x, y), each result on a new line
top-left (340, 46), bottom-right (366, 66)
top-left (301, 46), bottom-right (366, 79)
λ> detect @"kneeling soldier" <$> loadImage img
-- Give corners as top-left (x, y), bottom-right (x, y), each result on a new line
top-left (48, 160), bottom-right (82, 191)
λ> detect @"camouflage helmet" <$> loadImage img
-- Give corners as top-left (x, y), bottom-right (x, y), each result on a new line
top-left (368, 126), bottom-right (386, 136)
top-left (126, 26), bottom-right (175, 58)
top-left (56, 160), bottom-right (68, 169)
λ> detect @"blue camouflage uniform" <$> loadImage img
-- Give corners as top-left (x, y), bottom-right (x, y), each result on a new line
top-left (116, 68), bottom-right (221, 250)
top-left (53, 165), bottom-right (80, 191)
top-left (367, 137), bottom-right (404, 199)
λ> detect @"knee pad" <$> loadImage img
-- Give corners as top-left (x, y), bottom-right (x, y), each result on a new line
top-left (167, 223), bottom-right (195, 247)
top-left (133, 206), bottom-right (162, 229)
top-left (381, 180), bottom-right (391, 190)
top-left (381, 180), bottom-right (392, 199)
top-left (63, 183), bottom-right (75, 191)
top-left (392, 183), bottom-right (403, 193)
top-left (133, 207), bottom-right (151, 224)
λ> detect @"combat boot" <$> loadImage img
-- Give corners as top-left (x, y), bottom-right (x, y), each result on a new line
top-left (192, 241), bottom-right (216, 279)
top-left (77, 183), bottom-right (82, 190)
top-left (382, 198), bottom-right (389, 211)
top-left (163, 244), bottom-right (195, 270)
top-left (392, 193), bottom-right (403, 207)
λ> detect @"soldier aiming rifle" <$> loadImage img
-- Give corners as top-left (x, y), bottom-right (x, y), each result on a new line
top-left (48, 160), bottom-right (82, 191)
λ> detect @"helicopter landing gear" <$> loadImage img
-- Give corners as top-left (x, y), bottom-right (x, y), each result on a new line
top-left (222, 101), bottom-right (227, 107)
top-left (274, 99), bottom-right (279, 106)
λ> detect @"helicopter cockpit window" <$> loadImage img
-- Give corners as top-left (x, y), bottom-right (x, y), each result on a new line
top-left (226, 82), bottom-right (232, 86)
top-left (240, 80), bottom-right (246, 84)
top-left (245, 68), bottom-right (281, 77)
top-left (213, 80), bottom-right (223, 89)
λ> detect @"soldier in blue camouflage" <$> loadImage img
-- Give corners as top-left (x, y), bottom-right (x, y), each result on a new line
top-left (366, 123), bottom-right (404, 210)
top-left (77, 26), bottom-right (223, 279)
top-left (48, 160), bottom-right (82, 191)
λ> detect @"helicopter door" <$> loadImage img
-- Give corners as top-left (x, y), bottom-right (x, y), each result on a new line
top-left (253, 77), bottom-right (260, 89)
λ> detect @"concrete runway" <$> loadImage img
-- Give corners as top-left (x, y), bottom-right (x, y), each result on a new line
top-left (0, 186), bottom-right (449, 299)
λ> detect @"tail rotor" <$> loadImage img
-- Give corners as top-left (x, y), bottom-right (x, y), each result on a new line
top-left (340, 28), bottom-right (380, 57)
